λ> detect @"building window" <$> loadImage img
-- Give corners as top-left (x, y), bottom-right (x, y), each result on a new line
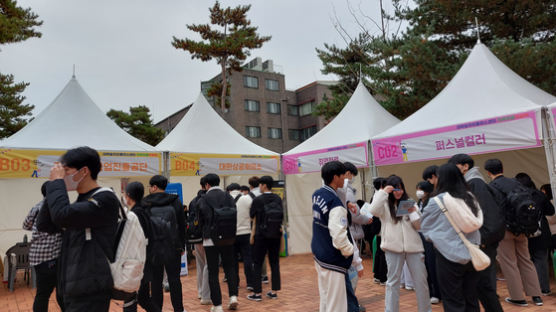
top-left (245, 126), bottom-right (261, 138)
top-left (301, 126), bottom-right (317, 141)
top-left (244, 99), bottom-right (260, 112)
top-left (288, 129), bottom-right (300, 141)
top-left (268, 128), bottom-right (282, 139)
top-left (299, 101), bottom-right (316, 116)
top-left (287, 105), bottom-right (299, 116)
top-left (243, 75), bottom-right (259, 88)
top-left (267, 102), bottom-right (281, 114)
top-left (265, 79), bottom-right (279, 91)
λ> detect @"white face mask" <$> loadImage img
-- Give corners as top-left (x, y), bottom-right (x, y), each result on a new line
top-left (64, 169), bottom-right (84, 191)
top-left (416, 190), bottom-right (425, 199)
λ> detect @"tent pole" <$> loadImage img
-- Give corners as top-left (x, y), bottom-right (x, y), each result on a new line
top-left (367, 140), bottom-right (378, 200)
top-left (162, 151), bottom-right (170, 179)
top-left (541, 108), bottom-right (556, 198)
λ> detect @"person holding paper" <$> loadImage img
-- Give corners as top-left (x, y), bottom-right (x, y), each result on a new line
top-left (369, 175), bottom-right (431, 312)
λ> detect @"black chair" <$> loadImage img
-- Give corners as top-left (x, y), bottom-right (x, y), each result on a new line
top-left (5, 236), bottom-right (35, 291)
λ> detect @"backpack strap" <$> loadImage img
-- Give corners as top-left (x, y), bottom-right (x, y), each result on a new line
top-left (234, 194), bottom-right (242, 203)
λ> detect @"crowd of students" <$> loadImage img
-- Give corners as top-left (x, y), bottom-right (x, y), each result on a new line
top-left (313, 154), bottom-right (556, 312)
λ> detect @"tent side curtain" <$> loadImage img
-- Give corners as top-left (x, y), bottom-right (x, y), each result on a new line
top-left (169, 152), bottom-right (280, 176)
top-left (283, 141), bottom-right (369, 175)
top-left (371, 109), bottom-right (543, 166)
top-left (0, 148), bottom-right (162, 178)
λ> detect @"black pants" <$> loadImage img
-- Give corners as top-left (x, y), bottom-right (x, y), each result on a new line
top-left (234, 234), bottom-right (255, 288)
top-left (151, 251), bottom-right (184, 312)
top-left (63, 293), bottom-right (110, 312)
top-left (206, 244), bottom-right (238, 306)
top-left (421, 234), bottom-right (441, 299)
top-left (33, 259), bottom-right (63, 312)
top-left (436, 250), bottom-right (480, 312)
top-left (373, 236), bottom-right (387, 283)
top-left (123, 279), bottom-right (161, 312)
top-left (252, 237), bottom-right (281, 294)
top-left (477, 244), bottom-right (503, 312)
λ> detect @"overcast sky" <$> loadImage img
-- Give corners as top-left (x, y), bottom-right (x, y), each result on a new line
top-left (1, 0), bottom-right (396, 123)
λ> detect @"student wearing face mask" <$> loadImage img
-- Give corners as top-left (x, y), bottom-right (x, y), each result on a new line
top-left (369, 175), bottom-right (431, 312)
top-left (36, 147), bottom-right (120, 312)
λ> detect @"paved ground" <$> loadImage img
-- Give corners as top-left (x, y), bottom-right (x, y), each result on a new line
top-left (1, 253), bottom-right (555, 312)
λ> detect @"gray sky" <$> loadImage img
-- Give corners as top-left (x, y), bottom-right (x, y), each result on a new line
top-left (0, 0), bottom-right (395, 123)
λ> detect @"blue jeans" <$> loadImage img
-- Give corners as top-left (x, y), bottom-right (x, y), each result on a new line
top-left (345, 271), bottom-right (359, 312)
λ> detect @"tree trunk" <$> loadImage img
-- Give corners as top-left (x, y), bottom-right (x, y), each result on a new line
top-left (220, 58), bottom-right (227, 112)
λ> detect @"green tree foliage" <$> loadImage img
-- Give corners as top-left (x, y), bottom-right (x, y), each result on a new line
top-left (317, 0), bottom-right (555, 120)
top-left (0, 0), bottom-right (42, 139)
top-left (172, 1), bottom-right (271, 111)
top-left (107, 106), bottom-right (165, 146)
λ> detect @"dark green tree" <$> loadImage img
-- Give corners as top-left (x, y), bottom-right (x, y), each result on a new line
top-left (172, 1), bottom-right (271, 111)
top-left (0, 0), bottom-right (42, 138)
top-left (107, 106), bottom-right (165, 146)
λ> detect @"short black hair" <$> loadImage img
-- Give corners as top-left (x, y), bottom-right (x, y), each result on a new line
top-left (199, 176), bottom-right (206, 187)
top-left (60, 146), bottom-right (102, 180)
top-left (373, 177), bottom-right (386, 190)
top-left (259, 176), bottom-right (274, 190)
top-left (41, 181), bottom-right (49, 197)
top-left (422, 165), bottom-right (439, 180)
top-left (126, 182), bottom-right (144, 204)
top-left (321, 161), bottom-right (346, 185)
top-left (149, 175), bottom-right (168, 190)
top-left (204, 173), bottom-right (220, 187)
top-left (484, 159), bottom-right (503, 175)
top-left (448, 153), bottom-right (474, 169)
top-left (515, 172), bottom-right (536, 189)
top-left (226, 183), bottom-right (241, 192)
top-left (540, 184), bottom-right (553, 200)
top-left (240, 185), bottom-right (250, 192)
top-left (248, 176), bottom-right (260, 188)
top-left (416, 181), bottom-right (434, 193)
top-left (343, 162), bottom-right (358, 176)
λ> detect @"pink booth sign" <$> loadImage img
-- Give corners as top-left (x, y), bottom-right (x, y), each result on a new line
top-left (283, 141), bottom-right (368, 175)
top-left (372, 110), bottom-right (541, 166)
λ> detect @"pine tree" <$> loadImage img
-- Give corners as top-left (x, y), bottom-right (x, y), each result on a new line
top-left (107, 106), bottom-right (165, 146)
top-left (172, 1), bottom-right (271, 111)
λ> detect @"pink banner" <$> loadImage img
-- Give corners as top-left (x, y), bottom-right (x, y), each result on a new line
top-left (283, 141), bottom-right (368, 175)
top-left (372, 110), bottom-right (541, 166)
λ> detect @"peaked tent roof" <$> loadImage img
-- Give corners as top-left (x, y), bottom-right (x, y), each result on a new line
top-left (1, 76), bottom-right (157, 151)
top-left (374, 42), bottom-right (556, 140)
top-left (284, 82), bottom-right (400, 155)
top-left (156, 93), bottom-right (278, 155)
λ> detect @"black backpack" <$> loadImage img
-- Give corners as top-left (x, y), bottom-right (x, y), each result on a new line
top-left (208, 200), bottom-right (237, 245)
top-left (505, 185), bottom-right (541, 236)
top-left (148, 204), bottom-right (179, 263)
top-left (186, 195), bottom-right (204, 244)
top-left (260, 200), bottom-right (283, 239)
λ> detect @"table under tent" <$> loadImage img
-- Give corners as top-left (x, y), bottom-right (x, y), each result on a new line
top-left (156, 93), bottom-right (280, 213)
top-left (371, 41), bottom-right (556, 194)
top-left (0, 76), bottom-right (161, 255)
top-left (282, 82), bottom-right (399, 254)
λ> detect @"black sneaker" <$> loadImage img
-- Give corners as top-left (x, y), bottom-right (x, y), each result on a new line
top-left (504, 298), bottom-right (528, 307)
top-left (262, 276), bottom-right (269, 284)
top-left (266, 291), bottom-right (278, 299)
top-left (247, 294), bottom-right (262, 302)
top-left (532, 296), bottom-right (543, 306)
top-left (541, 290), bottom-right (551, 296)
top-left (246, 286), bottom-right (254, 291)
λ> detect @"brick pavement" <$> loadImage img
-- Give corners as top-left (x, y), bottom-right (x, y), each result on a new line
top-left (1, 253), bottom-right (555, 311)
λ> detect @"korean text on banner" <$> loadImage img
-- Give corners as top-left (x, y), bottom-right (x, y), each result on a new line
top-left (170, 153), bottom-right (280, 176)
top-left (283, 141), bottom-right (368, 175)
top-left (0, 149), bottom-right (161, 178)
top-left (372, 111), bottom-right (541, 166)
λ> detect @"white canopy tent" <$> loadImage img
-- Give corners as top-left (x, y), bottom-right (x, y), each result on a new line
top-left (282, 82), bottom-right (399, 254)
top-left (0, 76), bottom-right (161, 255)
top-left (372, 42), bottom-right (556, 192)
top-left (157, 93), bottom-right (280, 205)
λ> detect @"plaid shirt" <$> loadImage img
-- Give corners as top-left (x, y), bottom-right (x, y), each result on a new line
top-left (22, 199), bottom-right (62, 266)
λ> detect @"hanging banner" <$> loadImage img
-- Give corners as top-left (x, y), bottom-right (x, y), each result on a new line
top-left (372, 110), bottom-right (541, 166)
top-left (282, 141), bottom-right (368, 175)
top-left (169, 153), bottom-right (280, 176)
top-left (0, 149), bottom-right (161, 178)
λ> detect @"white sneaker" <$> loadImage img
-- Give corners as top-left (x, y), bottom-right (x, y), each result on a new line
top-left (210, 305), bottom-right (224, 312)
top-left (200, 298), bottom-right (212, 305)
top-left (228, 295), bottom-right (239, 310)
top-left (430, 297), bottom-right (440, 304)
top-left (405, 286), bottom-right (414, 291)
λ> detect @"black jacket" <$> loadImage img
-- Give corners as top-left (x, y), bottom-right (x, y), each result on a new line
top-left (198, 187), bottom-right (236, 245)
top-left (142, 192), bottom-right (185, 250)
top-left (36, 179), bottom-right (119, 298)
top-left (528, 189), bottom-right (555, 250)
top-left (250, 193), bottom-right (283, 238)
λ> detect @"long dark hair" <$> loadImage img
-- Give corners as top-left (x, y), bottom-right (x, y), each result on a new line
top-left (435, 163), bottom-right (479, 216)
top-left (386, 175), bottom-right (408, 223)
